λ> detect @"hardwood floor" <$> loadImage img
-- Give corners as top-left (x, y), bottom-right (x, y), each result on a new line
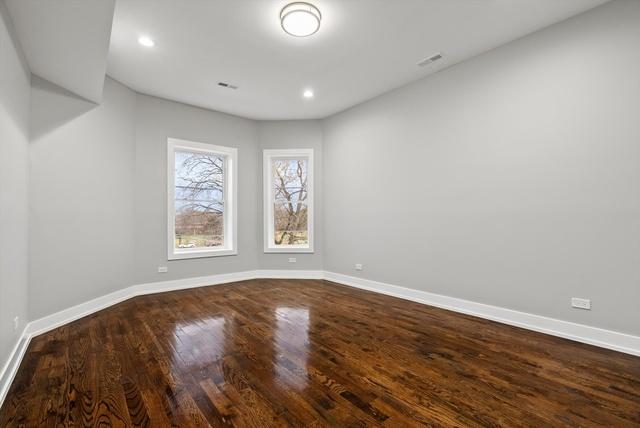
top-left (1, 279), bottom-right (638, 427)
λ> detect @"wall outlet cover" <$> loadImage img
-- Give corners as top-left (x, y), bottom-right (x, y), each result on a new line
top-left (355, 264), bottom-right (363, 271)
top-left (158, 266), bottom-right (168, 273)
top-left (288, 258), bottom-right (297, 263)
top-left (571, 297), bottom-right (591, 310)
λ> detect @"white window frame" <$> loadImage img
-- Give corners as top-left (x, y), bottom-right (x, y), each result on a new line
top-left (167, 138), bottom-right (237, 260)
top-left (263, 149), bottom-right (314, 253)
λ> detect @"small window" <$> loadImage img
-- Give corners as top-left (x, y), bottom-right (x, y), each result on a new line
top-left (167, 138), bottom-right (237, 259)
top-left (263, 149), bottom-right (314, 253)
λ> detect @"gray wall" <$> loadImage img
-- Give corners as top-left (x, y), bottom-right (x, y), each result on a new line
top-left (257, 120), bottom-right (323, 270)
top-left (29, 77), bottom-right (136, 319)
top-left (28, 83), bottom-right (264, 319)
top-left (0, 2), bottom-right (30, 369)
top-left (28, 91), bottom-right (325, 311)
top-left (134, 94), bottom-right (259, 284)
top-left (18, 0), bottom-right (639, 341)
top-left (322, 0), bottom-right (640, 336)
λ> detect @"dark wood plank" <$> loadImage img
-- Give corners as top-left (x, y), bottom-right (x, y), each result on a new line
top-left (1, 279), bottom-right (638, 427)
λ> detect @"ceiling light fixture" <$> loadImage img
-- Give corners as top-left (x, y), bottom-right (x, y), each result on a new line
top-left (303, 89), bottom-right (314, 98)
top-left (138, 36), bottom-right (155, 47)
top-left (280, 2), bottom-right (321, 37)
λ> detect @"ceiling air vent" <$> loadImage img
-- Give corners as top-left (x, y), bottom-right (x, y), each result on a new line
top-left (218, 82), bottom-right (238, 90)
top-left (417, 53), bottom-right (443, 67)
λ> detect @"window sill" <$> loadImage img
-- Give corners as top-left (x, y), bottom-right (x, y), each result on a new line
top-left (264, 247), bottom-right (314, 254)
top-left (168, 249), bottom-right (237, 260)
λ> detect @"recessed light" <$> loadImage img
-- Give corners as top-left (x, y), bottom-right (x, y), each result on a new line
top-left (138, 36), bottom-right (155, 47)
top-left (280, 2), bottom-right (321, 37)
top-left (303, 89), bottom-right (314, 99)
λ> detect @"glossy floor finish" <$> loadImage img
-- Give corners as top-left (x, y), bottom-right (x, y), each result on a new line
top-left (1, 280), bottom-right (639, 427)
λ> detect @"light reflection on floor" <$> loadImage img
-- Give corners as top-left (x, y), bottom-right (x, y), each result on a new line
top-left (275, 307), bottom-right (310, 390)
top-left (170, 315), bottom-right (227, 371)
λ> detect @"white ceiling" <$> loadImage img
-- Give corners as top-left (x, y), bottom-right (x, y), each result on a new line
top-left (6, 0), bottom-right (608, 119)
top-left (107, 0), bottom-right (608, 120)
top-left (5, 0), bottom-right (114, 104)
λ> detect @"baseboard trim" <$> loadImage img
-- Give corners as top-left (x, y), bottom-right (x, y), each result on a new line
top-left (0, 327), bottom-right (29, 406)
top-left (3, 268), bottom-right (638, 408)
top-left (253, 269), bottom-right (324, 279)
top-left (323, 271), bottom-right (640, 357)
top-left (2, 269), bottom-right (326, 407)
top-left (25, 269), bottom-right (325, 340)
top-left (26, 270), bottom-right (262, 338)
top-left (133, 270), bottom-right (258, 300)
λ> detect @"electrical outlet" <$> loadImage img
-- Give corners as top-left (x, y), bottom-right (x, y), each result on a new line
top-left (288, 257), bottom-right (297, 263)
top-left (355, 263), bottom-right (363, 271)
top-left (571, 297), bottom-right (591, 310)
top-left (158, 266), bottom-right (168, 273)
top-left (13, 316), bottom-right (19, 332)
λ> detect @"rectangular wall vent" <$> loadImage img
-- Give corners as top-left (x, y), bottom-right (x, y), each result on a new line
top-left (417, 53), bottom-right (443, 67)
top-left (218, 82), bottom-right (238, 90)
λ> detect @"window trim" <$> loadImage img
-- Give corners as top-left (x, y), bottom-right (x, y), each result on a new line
top-left (263, 149), bottom-right (314, 253)
top-left (167, 137), bottom-right (238, 260)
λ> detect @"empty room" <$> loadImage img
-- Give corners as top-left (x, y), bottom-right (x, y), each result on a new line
top-left (1, 0), bottom-right (639, 426)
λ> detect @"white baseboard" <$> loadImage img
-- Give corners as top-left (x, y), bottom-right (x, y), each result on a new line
top-left (324, 271), bottom-right (640, 357)
top-left (25, 270), bottom-right (263, 338)
top-left (253, 269), bottom-right (324, 279)
top-left (3, 268), bottom-right (638, 408)
top-left (132, 270), bottom-right (258, 299)
top-left (2, 269), bottom-right (323, 406)
top-left (0, 327), bottom-right (29, 406)
top-left (25, 269), bottom-right (325, 339)
top-left (26, 285), bottom-right (136, 338)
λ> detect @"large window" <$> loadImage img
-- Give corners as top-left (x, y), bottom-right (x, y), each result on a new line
top-left (263, 149), bottom-right (314, 253)
top-left (167, 138), bottom-right (237, 259)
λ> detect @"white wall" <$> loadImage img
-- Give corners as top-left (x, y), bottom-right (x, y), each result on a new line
top-left (257, 120), bottom-right (323, 270)
top-left (133, 94), bottom-right (259, 284)
top-left (29, 76), bottom-right (136, 319)
top-left (323, 0), bottom-right (640, 336)
top-left (0, 2), bottom-right (30, 370)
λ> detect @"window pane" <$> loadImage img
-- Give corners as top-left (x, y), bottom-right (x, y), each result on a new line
top-left (274, 202), bottom-right (308, 245)
top-left (272, 158), bottom-right (308, 246)
top-left (174, 151), bottom-right (225, 249)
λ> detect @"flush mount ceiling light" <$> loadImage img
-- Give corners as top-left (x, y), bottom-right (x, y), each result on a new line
top-left (280, 2), bottom-right (321, 37)
top-left (303, 89), bottom-right (314, 98)
top-left (138, 35), bottom-right (155, 47)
